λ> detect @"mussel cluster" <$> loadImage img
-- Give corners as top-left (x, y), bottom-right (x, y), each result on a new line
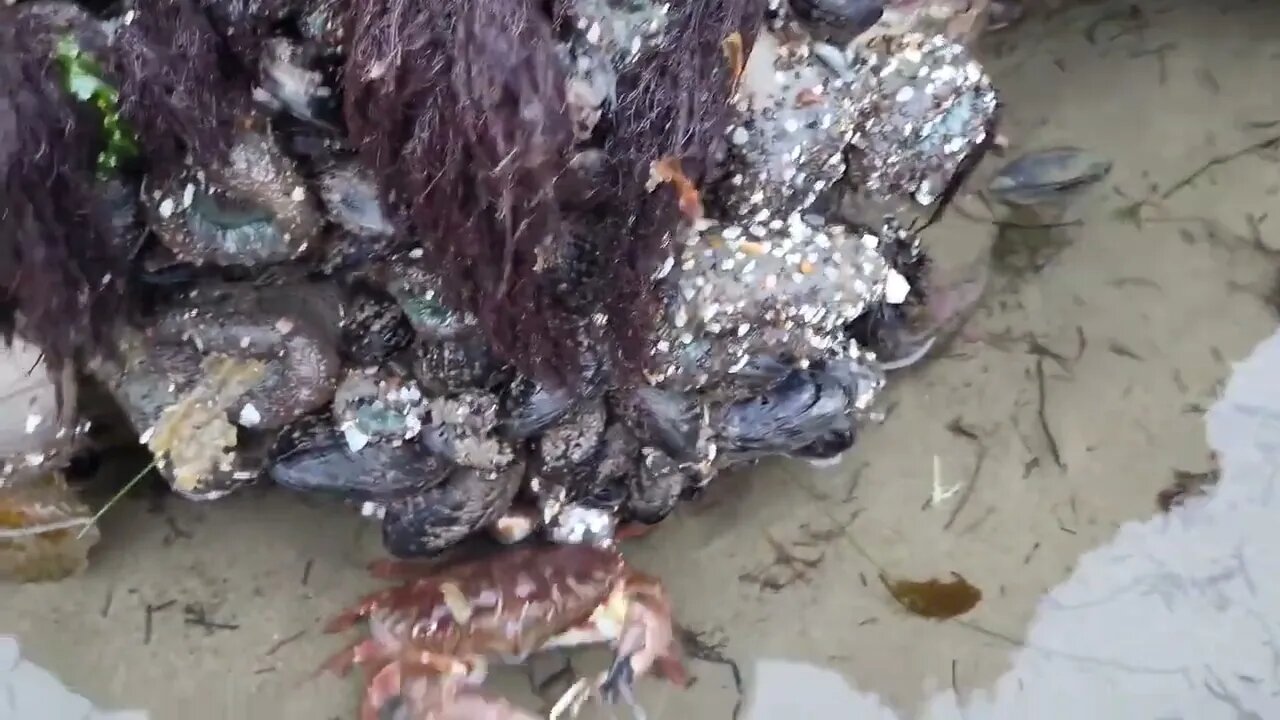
top-left (0, 0), bottom-right (998, 561)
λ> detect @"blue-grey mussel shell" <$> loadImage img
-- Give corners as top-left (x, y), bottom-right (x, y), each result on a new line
top-left (149, 283), bottom-right (342, 430)
top-left (611, 386), bottom-right (702, 463)
top-left (499, 354), bottom-right (605, 440)
top-left (533, 398), bottom-right (608, 488)
top-left (788, 0), bottom-right (885, 41)
top-left (714, 368), bottom-right (853, 459)
top-left (627, 447), bottom-right (687, 524)
top-left (420, 390), bottom-right (517, 470)
top-left (268, 414), bottom-right (452, 502)
top-left (380, 461), bottom-right (526, 558)
top-left (988, 147), bottom-right (1113, 207)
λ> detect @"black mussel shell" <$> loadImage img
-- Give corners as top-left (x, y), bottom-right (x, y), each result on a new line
top-left (626, 448), bottom-right (686, 524)
top-left (789, 0), bottom-right (884, 37)
top-left (413, 335), bottom-right (506, 397)
top-left (420, 391), bottom-right (516, 470)
top-left (615, 387), bottom-right (702, 463)
top-left (340, 289), bottom-right (415, 366)
top-left (715, 368), bottom-right (852, 457)
top-left (268, 414), bottom-right (451, 502)
top-left (533, 398), bottom-right (608, 488)
top-left (595, 422), bottom-right (641, 487)
top-left (380, 462), bottom-right (525, 558)
top-left (500, 354), bottom-right (604, 439)
top-left (790, 415), bottom-right (856, 461)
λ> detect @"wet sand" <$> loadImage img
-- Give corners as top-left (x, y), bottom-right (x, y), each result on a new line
top-left (5, 0), bottom-right (1280, 718)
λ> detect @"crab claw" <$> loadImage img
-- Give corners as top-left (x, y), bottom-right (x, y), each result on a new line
top-left (598, 573), bottom-right (686, 718)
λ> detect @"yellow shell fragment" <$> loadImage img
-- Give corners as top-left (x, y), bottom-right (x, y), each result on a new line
top-left (146, 355), bottom-right (266, 492)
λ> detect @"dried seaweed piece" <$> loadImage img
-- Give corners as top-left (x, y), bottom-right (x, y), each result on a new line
top-left (1157, 468), bottom-right (1219, 513)
top-left (0, 472), bottom-right (99, 583)
top-left (146, 355), bottom-right (266, 493)
top-left (881, 571), bottom-right (981, 619)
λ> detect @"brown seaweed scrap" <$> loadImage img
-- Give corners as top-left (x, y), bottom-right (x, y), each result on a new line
top-left (145, 354), bottom-right (266, 493)
top-left (881, 571), bottom-right (982, 619)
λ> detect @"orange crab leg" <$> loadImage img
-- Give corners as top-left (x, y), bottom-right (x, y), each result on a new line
top-left (317, 637), bottom-right (386, 678)
top-left (362, 660), bottom-right (404, 720)
top-left (648, 157), bottom-right (704, 221)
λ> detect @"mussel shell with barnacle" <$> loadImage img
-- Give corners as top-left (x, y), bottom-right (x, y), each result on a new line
top-left (837, 32), bottom-right (999, 227)
top-left (378, 461), bottom-right (528, 558)
top-left (557, 0), bottom-right (674, 140)
top-left (268, 412), bottom-right (453, 503)
top-left (709, 27), bottom-right (863, 224)
top-left (87, 338), bottom-right (274, 501)
top-left (525, 397), bottom-right (609, 514)
top-left (88, 283), bottom-right (343, 499)
top-left (140, 130), bottom-right (322, 268)
top-left (652, 214), bottom-right (890, 393)
top-left (337, 284), bottom-right (415, 367)
top-left (377, 253), bottom-right (481, 344)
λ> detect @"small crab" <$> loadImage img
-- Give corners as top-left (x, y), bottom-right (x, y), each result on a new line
top-left (321, 544), bottom-right (686, 720)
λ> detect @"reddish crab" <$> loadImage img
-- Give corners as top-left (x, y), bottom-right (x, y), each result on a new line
top-left (321, 544), bottom-right (687, 720)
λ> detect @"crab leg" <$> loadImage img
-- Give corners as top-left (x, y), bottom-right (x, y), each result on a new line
top-left (317, 637), bottom-right (386, 678)
top-left (362, 660), bottom-right (405, 720)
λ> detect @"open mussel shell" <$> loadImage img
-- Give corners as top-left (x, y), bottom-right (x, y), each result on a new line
top-left (0, 472), bottom-right (98, 583)
top-left (714, 368), bottom-right (853, 458)
top-left (988, 147), bottom-right (1113, 207)
top-left (379, 461), bottom-right (525, 558)
top-left (268, 414), bottom-right (452, 502)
